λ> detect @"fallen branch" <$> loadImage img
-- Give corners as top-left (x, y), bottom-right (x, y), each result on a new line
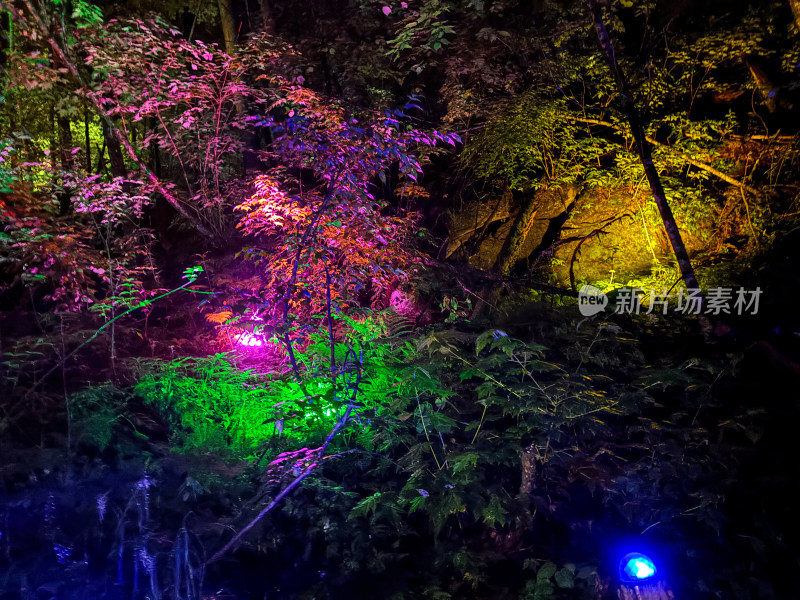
top-left (205, 405), bottom-right (354, 566)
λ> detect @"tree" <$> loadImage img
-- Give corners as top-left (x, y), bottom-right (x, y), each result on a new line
top-left (585, 0), bottom-right (709, 332)
top-left (215, 0), bottom-right (237, 55)
top-left (234, 87), bottom-right (458, 368)
top-left (2, 1), bottom-right (216, 236)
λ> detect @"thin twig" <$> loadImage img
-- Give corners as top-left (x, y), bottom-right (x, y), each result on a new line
top-left (24, 279), bottom-right (208, 397)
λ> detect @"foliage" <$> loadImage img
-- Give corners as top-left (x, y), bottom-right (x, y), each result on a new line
top-left (133, 310), bottom-right (412, 459)
top-left (0, 184), bottom-right (154, 312)
top-left (386, 0), bottom-right (456, 73)
top-left (69, 382), bottom-right (133, 450)
top-left (135, 354), bottom-right (280, 456)
top-left (0, 1), bottom-right (798, 599)
top-left (310, 313), bottom-right (765, 598)
top-left (234, 89), bottom-right (458, 346)
top-left (76, 18), bottom-right (291, 236)
top-left (462, 94), bottom-right (612, 191)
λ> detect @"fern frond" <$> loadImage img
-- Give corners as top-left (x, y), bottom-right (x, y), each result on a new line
top-left (205, 311), bottom-right (233, 324)
top-left (383, 308), bottom-right (415, 337)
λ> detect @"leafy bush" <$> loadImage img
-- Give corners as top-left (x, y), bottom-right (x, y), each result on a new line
top-left (69, 383), bottom-right (131, 450)
top-left (134, 354), bottom-right (281, 457)
top-left (132, 310), bottom-right (413, 459)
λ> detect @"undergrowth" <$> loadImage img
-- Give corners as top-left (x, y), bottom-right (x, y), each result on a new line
top-left (0, 306), bottom-right (780, 599)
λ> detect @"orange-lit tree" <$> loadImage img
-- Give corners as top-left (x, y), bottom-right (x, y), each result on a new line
top-left (235, 84), bottom-right (459, 370)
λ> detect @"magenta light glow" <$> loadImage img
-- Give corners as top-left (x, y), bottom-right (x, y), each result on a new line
top-left (236, 331), bottom-right (265, 347)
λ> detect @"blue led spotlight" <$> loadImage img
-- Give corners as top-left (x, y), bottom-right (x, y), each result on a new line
top-left (619, 552), bottom-right (657, 583)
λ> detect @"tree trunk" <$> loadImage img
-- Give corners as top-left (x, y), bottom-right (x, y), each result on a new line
top-left (216, 0), bottom-right (237, 55)
top-left (259, 0), bottom-right (275, 34)
top-left (243, 131), bottom-right (262, 174)
top-left (147, 117), bottom-right (162, 178)
top-left (101, 118), bottom-right (127, 178)
top-left (94, 138), bottom-right (106, 175)
top-left (745, 56), bottom-right (778, 113)
top-left (586, 0), bottom-right (709, 332)
top-left (497, 184), bottom-right (580, 275)
top-left (56, 113), bottom-right (73, 215)
top-left (48, 107), bottom-right (58, 171)
top-left (57, 115), bottom-right (74, 170)
top-left (83, 111), bottom-right (91, 172)
top-left (789, 0), bottom-right (800, 32)
top-left (0, 10), bottom-right (11, 69)
top-left (519, 443), bottom-right (537, 497)
top-left (497, 186), bottom-right (537, 275)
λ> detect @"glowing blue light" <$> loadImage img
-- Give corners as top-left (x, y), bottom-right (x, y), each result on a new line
top-left (619, 552), bottom-right (657, 582)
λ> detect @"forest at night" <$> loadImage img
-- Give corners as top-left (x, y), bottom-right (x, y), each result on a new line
top-left (1, 0), bottom-right (800, 598)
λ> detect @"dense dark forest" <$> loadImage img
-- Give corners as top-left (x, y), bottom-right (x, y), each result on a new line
top-left (1, 0), bottom-right (800, 598)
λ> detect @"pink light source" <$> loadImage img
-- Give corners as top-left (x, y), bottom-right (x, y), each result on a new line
top-left (235, 331), bottom-right (265, 347)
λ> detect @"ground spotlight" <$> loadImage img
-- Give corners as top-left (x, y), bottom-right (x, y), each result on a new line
top-left (619, 552), bottom-right (657, 582)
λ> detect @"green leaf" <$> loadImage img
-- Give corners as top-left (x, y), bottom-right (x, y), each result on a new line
top-left (554, 568), bottom-right (574, 588)
top-left (451, 452), bottom-right (479, 476)
top-left (475, 330), bottom-right (495, 355)
top-left (537, 562), bottom-right (557, 581)
top-left (533, 580), bottom-right (554, 600)
top-left (408, 495), bottom-right (427, 513)
top-left (428, 411), bottom-right (457, 433)
top-left (481, 494), bottom-right (507, 528)
top-left (348, 492), bottom-right (382, 521)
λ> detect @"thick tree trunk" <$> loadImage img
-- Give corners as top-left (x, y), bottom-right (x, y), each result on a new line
top-left (497, 184), bottom-right (580, 275)
top-left (586, 0), bottom-right (709, 331)
top-left (216, 0), bottom-right (237, 55)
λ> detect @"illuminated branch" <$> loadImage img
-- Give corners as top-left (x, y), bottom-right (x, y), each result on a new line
top-left (280, 173), bottom-right (341, 375)
top-left (562, 115), bottom-right (763, 197)
top-left (205, 404), bottom-right (355, 565)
